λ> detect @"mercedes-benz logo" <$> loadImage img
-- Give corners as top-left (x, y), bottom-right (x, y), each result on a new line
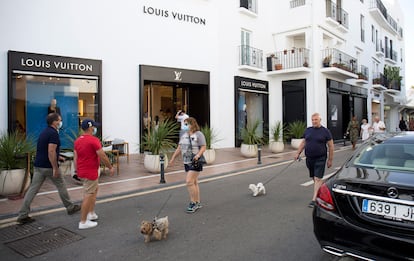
top-left (387, 187), bottom-right (399, 199)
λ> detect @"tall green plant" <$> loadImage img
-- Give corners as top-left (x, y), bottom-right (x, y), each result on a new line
top-left (384, 65), bottom-right (402, 88)
top-left (241, 120), bottom-right (263, 145)
top-left (271, 121), bottom-right (285, 142)
top-left (141, 119), bottom-right (178, 155)
top-left (287, 121), bottom-right (307, 139)
top-left (200, 124), bottom-right (221, 149)
top-left (0, 131), bottom-right (35, 170)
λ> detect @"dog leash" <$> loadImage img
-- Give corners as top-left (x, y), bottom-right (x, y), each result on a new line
top-left (154, 193), bottom-right (172, 219)
top-left (263, 157), bottom-right (301, 185)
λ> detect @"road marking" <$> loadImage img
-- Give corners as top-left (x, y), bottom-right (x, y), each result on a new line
top-left (300, 167), bottom-right (340, 186)
top-left (0, 148), bottom-right (349, 227)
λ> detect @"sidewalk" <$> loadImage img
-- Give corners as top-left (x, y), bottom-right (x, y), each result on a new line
top-left (0, 143), bottom-right (349, 224)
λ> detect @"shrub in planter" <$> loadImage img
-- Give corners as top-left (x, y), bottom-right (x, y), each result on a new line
top-left (141, 119), bottom-right (178, 173)
top-left (240, 120), bottom-right (263, 157)
top-left (287, 121), bottom-right (307, 149)
top-left (200, 124), bottom-right (221, 164)
top-left (0, 131), bottom-right (35, 196)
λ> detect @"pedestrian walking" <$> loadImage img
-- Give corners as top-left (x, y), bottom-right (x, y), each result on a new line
top-left (294, 113), bottom-right (334, 208)
top-left (372, 116), bottom-right (386, 133)
top-left (74, 119), bottom-right (114, 229)
top-left (17, 113), bottom-right (80, 224)
top-left (399, 118), bottom-right (408, 131)
top-left (169, 117), bottom-right (206, 213)
top-left (346, 116), bottom-right (360, 150)
top-left (360, 119), bottom-right (371, 141)
top-left (175, 109), bottom-right (189, 138)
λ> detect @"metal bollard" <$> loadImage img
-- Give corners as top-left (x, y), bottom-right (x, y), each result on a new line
top-left (257, 144), bottom-right (262, 165)
top-left (159, 154), bottom-right (166, 184)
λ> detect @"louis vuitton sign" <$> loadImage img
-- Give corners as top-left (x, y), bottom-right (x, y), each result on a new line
top-left (142, 5), bottom-right (206, 26)
top-left (8, 51), bottom-right (102, 76)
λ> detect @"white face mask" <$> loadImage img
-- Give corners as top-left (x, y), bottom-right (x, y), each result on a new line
top-left (92, 127), bottom-right (97, 135)
top-left (57, 121), bottom-right (63, 129)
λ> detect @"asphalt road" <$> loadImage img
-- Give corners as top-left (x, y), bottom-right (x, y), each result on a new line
top-left (0, 148), bottom-right (355, 261)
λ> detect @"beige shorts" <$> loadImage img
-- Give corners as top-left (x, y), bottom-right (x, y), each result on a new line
top-left (82, 179), bottom-right (98, 194)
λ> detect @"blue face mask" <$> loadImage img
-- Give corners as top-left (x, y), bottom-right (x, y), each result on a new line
top-left (92, 127), bottom-right (97, 135)
top-left (182, 125), bottom-right (189, 131)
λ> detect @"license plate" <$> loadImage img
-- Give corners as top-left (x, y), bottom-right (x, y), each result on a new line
top-left (362, 199), bottom-right (414, 222)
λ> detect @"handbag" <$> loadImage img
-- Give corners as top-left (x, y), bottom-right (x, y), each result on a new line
top-left (189, 134), bottom-right (206, 168)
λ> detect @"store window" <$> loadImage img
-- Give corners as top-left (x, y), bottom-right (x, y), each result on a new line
top-left (234, 76), bottom-right (269, 147)
top-left (8, 51), bottom-right (102, 149)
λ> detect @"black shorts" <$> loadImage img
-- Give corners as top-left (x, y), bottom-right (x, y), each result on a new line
top-left (184, 163), bottom-right (203, 172)
top-left (306, 156), bottom-right (327, 179)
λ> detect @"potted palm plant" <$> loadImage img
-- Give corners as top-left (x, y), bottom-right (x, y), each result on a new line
top-left (269, 121), bottom-right (285, 153)
top-left (200, 124), bottom-right (221, 164)
top-left (0, 131), bottom-right (35, 196)
top-left (240, 120), bottom-right (263, 158)
top-left (287, 120), bottom-right (307, 149)
top-left (141, 119), bottom-right (178, 173)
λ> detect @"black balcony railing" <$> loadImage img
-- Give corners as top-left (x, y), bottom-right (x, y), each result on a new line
top-left (239, 45), bottom-right (263, 69)
top-left (321, 48), bottom-right (357, 73)
top-left (267, 48), bottom-right (310, 71)
top-left (325, 0), bottom-right (349, 29)
top-left (385, 47), bottom-right (398, 62)
top-left (290, 0), bottom-right (305, 8)
top-left (372, 72), bottom-right (388, 86)
top-left (358, 65), bottom-right (369, 80)
top-left (370, 0), bottom-right (398, 32)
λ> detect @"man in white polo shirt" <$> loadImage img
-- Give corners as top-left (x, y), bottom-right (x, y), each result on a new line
top-left (176, 110), bottom-right (189, 138)
top-left (372, 116), bottom-right (386, 133)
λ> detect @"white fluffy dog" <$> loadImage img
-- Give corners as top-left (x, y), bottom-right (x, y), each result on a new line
top-left (248, 182), bottom-right (266, 197)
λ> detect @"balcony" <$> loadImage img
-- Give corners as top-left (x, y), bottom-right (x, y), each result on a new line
top-left (385, 47), bottom-right (398, 64)
top-left (238, 45), bottom-right (264, 72)
top-left (320, 48), bottom-right (358, 80)
top-left (266, 48), bottom-right (311, 76)
top-left (290, 0), bottom-right (306, 8)
top-left (239, 0), bottom-right (258, 17)
top-left (372, 72), bottom-right (388, 91)
top-left (369, 0), bottom-right (398, 35)
top-left (325, 0), bottom-right (349, 32)
top-left (355, 65), bottom-right (369, 84)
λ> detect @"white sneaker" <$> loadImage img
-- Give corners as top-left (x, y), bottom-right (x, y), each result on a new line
top-left (78, 220), bottom-right (98, 230)
top-left (87, 212), bottom-right (98, 221)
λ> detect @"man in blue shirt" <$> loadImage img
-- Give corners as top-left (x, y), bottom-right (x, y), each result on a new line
top-left (17, 113), bottom-right (80, 224)
top-left (294, 113), bottom-right (334, 208)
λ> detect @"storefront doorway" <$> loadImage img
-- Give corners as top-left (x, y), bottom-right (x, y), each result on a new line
top-left (140, 65), bottom-right (210, 146)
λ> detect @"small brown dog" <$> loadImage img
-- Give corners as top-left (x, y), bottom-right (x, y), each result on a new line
top-left (140, 216), bottom-right (169, 243)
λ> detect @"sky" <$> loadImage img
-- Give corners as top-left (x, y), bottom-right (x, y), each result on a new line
top-left (397, 0), bottom-right (414, 93)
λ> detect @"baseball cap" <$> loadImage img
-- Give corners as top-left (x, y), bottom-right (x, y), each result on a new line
top-left (81, 119), bottom-right (100, 130)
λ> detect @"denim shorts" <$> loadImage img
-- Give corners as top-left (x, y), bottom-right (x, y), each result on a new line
top-left (306, 156), bottom-right (327, 179)
top-left (184, 163), bottom-right (203, 172)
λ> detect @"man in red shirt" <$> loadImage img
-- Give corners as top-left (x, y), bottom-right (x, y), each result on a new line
top-left (74, 119), bottom-right (114, 229)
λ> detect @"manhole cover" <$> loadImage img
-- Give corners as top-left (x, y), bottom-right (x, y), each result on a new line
top-left (0, 222), bottom-right (51, 242)
top-left (5, 227), bottom-right (84, 258)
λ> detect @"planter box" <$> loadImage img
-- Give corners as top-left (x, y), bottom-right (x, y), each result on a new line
top-left (144, 154), bottom-right (169, 173)
top-left (240, 144), bottom-right (258, 158)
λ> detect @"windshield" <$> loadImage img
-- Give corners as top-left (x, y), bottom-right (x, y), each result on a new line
top-left (353, 143), bottom-right (414, 172)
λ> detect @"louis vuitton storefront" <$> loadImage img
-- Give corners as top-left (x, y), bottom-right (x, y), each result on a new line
top-left (139, 65), bottom-right (210, 144)
top-left (8, 51), bottom-right (102, 149)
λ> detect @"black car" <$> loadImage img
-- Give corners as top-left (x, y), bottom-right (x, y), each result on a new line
top-left (313, 132), bottom-right (414, 261)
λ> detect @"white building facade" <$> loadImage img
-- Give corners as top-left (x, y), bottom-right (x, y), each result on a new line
top-left (0, 0), bottom-right (406, 152)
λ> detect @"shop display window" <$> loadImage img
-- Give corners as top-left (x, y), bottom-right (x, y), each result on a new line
top-left (10, 74), bottom-right (99, 149)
